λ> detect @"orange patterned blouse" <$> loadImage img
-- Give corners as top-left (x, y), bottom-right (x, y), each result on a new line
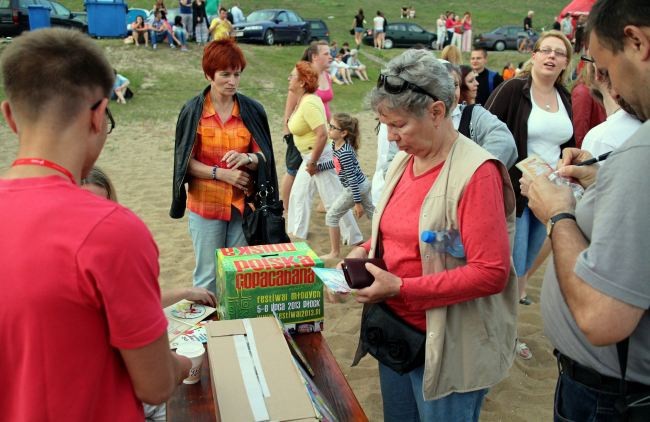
top-left (187, 94), bottom-right (259, 221)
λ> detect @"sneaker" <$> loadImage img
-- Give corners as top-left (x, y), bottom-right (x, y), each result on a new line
top-left (170, 44), bottom-right (176, 49)
top-left (181, 46), bottom-right (188, 51)
top-left (152, 44), bottom-right (157, 49)
top-left (516, 341), bottom-right (533, 360)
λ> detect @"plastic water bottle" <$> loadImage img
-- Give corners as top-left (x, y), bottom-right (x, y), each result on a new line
top-left (421, 230), bottom-right (446, 252)
top-left (445, 229), bottom-right (465, 258)
top-left (421, 229), bottom-right (465, 258)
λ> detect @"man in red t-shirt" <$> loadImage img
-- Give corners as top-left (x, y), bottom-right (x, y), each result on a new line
top-left (0, 28), bottom-right (191, 421)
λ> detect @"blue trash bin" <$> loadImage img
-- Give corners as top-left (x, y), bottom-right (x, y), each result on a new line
top-left (28, 5), bottom-right (51, 31)
top-left (85, 0), bottom-right (128, 38)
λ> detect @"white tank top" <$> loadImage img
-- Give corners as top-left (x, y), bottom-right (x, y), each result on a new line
top-left (527, 89), bottom-right (573, 168)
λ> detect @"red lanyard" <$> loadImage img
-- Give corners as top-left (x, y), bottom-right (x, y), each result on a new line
top-left (12, 158), bottom-right (76, 184)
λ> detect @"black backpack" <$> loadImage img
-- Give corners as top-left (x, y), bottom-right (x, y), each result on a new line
top-left (458, 104), bottom-right (475, 139)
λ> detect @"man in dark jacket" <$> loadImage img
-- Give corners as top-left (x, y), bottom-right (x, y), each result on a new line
top-left (470, 48), bottom-right (503, 105)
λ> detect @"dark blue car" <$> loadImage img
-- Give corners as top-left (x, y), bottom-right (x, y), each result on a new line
top-left (233, 9), bottom-right (310, 46)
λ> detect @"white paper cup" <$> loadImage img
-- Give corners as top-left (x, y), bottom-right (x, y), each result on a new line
top-left (176, 341), bottom-right (205, 385)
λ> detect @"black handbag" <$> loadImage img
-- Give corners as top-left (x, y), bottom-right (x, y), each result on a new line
top-left (360, 302), bottom-right (426, 375)
top-left (284, 134), bottom-right (303, 171)
top-left (242, 153), bottom-right (291, 246)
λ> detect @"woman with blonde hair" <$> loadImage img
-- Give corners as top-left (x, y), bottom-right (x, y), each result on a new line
top-left (440, 44), bottom-right (462, 65)
top-left (485, 30), bottom-right (575, 310)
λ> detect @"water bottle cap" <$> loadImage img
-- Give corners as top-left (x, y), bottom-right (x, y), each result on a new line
top-left (420, 230), bottom-right (436, 243)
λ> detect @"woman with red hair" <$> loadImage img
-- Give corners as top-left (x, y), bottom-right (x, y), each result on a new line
top-left (286, 61), bottom-right (359, 245)
top-left (171, 39), bottom-right (278, 294)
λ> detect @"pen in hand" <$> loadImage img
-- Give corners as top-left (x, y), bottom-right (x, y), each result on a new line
top-left (575, 151), bottom-right (612, 166)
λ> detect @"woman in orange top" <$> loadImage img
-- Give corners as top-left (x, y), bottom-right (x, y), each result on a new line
top-left (171, 39), bottom-right (278, 294)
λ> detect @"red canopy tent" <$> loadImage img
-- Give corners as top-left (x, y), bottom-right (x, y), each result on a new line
top-left (559, 0), bottom-right (595, 18)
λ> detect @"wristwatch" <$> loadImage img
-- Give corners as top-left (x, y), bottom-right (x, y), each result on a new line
top-left (546, 212), bottom-right (576, 237)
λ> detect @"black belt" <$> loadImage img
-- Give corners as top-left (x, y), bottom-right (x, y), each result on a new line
top-left (555, 350), bottom-right (650, 395)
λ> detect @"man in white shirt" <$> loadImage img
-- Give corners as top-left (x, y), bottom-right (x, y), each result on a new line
top-left (230, 2), bottom-right (244, 24)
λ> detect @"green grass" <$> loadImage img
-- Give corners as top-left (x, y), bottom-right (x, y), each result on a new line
top-left (1, 0), bottom-right (569, 127)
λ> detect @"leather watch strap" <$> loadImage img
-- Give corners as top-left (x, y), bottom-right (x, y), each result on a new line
top-left (547, 212), bottom-right (576, 238)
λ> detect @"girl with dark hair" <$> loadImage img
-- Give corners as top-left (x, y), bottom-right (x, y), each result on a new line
top-left (317, 113), bottom-right (374, 259)
top-left (352, 9), bottom-right (366, 48)
top-left (192, 0), bottom-right (209, 45)
top-left (459, 65), bottom-right (478, 104)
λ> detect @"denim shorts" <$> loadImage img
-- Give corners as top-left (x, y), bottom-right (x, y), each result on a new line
top-left (513, 206), bottom-right (546, 276)
top-left (286, 167), bottom-right (298, 177)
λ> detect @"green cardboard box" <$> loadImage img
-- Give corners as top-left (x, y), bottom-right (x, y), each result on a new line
top-left (216, 243), bottom-right (324, 332)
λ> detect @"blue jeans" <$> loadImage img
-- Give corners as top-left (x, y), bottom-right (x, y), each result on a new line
top-left (150, 30), bottom-right (173, 46)
top-left (513, 205), bottom-right (546, 276)
top-left (174, 29), bottom-right (187, 46)
top-left (554, 372), bottom-right (621, 421)
top-left (379, 362), bottom-right (488, 421)
top-left (188, 210), bottom-right (247, 294)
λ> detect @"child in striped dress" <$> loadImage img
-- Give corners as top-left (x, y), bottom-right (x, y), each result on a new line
top-left (317, 113), bottom-right (375, 259)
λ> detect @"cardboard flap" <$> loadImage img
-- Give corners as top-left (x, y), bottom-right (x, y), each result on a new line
top-left (206, 319), bottom-right (244, 337)
top-left (207, 317), bottom-right (319, 421)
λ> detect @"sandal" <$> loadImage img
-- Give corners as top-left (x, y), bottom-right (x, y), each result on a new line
top-left (519, 296), bottom-right (532, 305)
top-left (516, 341), bottom-right (533, 360)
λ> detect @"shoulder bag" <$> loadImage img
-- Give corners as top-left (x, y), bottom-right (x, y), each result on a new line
top-left (242, 153), bottom-right (291, 245)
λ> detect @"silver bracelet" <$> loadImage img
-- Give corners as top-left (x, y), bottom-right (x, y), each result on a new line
top-left (246, 153), bottom-right (253, 165)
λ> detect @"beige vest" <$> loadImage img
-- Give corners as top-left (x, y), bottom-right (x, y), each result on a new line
top-left (356, 134), bottom-right (518, 400)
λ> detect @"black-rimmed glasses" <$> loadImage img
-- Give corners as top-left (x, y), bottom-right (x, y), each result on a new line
top-left (377, 73), bottom-right (439, 101)
top-left (328, 123), bottom-right (343, 131)
top-left (91, 99), bottom-right (115, 134)
top-left (580, 55), bottom-right (595, 63)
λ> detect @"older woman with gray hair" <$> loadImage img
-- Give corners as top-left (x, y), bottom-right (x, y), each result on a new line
top-left (344, 49), bottom-right (518, 420)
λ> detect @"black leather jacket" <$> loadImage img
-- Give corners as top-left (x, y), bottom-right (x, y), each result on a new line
top-left (170, 86), bottom-right (278, 218)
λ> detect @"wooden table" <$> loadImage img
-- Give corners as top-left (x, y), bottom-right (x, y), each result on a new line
top-left (167, 332), bottom-right (368, 421)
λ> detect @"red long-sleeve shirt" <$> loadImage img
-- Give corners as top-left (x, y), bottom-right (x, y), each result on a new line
top-left (364, 158), bottom-right (510, 331)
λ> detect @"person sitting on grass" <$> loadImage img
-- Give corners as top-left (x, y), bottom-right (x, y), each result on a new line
top-left (331, 54), bottom-right (353, 85)
top-left (150, 11), bottom-right (181, 49)
top-left (347, 49), bottom-right (369, 81)
top-left (112, 69), bottom-right (130, 104)
top-left (132, 15), bottom-right (150, 47)
top-left (172, 15), bottom-right (189, 51)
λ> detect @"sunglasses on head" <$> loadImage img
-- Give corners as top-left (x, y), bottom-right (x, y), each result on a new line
top-left (377, 73), bottom-right (439, 101)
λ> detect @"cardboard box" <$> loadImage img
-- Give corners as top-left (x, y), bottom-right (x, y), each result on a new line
top-left (216, 243), bottom-right (324, 330)
top-left (206, 317), bottom-right (319, 422)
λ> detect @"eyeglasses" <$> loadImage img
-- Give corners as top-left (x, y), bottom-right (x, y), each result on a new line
top-left (377, 73), bottom-right (439, 101)
top-left (580, 55), bottom-right (609, 79)
top-left (536, 47), bottom-right (568, 58)
top-left (91, 99), bottom-right (115, 134)
top-left (328, 123), bottom-right (343, 131)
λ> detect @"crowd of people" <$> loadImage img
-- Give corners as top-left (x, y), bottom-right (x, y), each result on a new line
top-left (127, 0), bottom-right (244, 50)
top-left (1, 0), bottom-right (649, 421)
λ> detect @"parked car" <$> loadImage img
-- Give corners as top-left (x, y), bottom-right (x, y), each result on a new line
top-left (362, 22), bottom-right (436, 49)
top-left (233, 9), bottom-right (310, 46)
top-left (305, 18), bottom-right (328, 42)
top-left (473, 25), bottom-right (534, 51)
top-left (0, 0), bottom-right (87, 36)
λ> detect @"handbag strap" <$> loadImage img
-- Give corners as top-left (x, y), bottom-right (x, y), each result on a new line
top-left (251, 152), bottom-right (275, 206)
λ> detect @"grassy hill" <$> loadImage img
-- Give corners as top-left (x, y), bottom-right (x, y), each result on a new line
top-left (3, 0), bottom-right (570, 129)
